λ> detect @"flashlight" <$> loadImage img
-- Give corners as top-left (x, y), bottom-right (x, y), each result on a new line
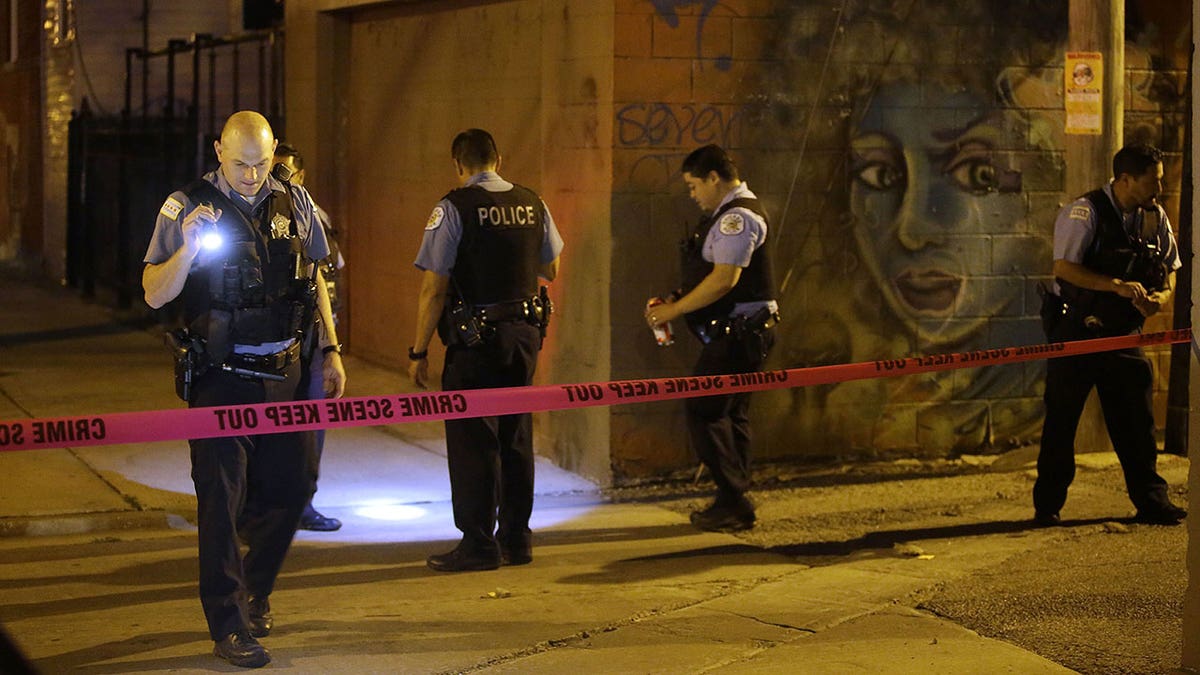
top-left (198, 202), bottom-right (224, 251)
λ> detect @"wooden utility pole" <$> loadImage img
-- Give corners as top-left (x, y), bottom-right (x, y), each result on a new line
top-left (1063, 0), bottom-right (1123, 455)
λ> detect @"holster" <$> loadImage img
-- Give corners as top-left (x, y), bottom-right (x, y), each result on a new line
top-left (1037, 282), bottom-right (1066, 338)
top-left (164, 329), bottom-right (208, 402)
top-left (731, 306), bottom-right (780, 362)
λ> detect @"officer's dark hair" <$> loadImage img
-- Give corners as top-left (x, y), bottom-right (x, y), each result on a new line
top-left (1113, 143), bottom-right (1162, 180)
top-left (451, 129), bottom-right (499, 169)
top-left (275, 141), bottom-right (304, 171)
top-left (681, 144), bottom-right (739, 182)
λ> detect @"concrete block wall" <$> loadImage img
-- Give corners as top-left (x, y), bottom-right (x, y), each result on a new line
top-left (607, 0), bottom-right (1191, 478)
top-left (284, 0), bottom-right (1190, 484)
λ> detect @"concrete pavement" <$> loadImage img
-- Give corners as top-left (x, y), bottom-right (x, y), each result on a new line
top-left (0, 271), bottom-right (1078, 672)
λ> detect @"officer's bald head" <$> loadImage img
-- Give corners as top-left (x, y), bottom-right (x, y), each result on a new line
top-left (214, 111), bottom-right (278, 198)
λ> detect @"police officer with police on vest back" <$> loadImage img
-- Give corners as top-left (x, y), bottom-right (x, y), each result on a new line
top-left (409, 128), bottom-right (563, 572)
top-left (143, 111), bottom-right (346, 668)
top-left (644, 144), bottom-right (779, 533)
top-left (1036, 143), bottom-right (1186, 527)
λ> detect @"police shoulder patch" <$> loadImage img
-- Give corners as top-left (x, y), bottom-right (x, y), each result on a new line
top-left (160, 196), bottom-right (184, 221)
top-left (426, 206), bottom-right (445, 231)
top-left (1068, 204), bottom-right (1091, 221)
top-left (719, 212), bottom-right (745, 235)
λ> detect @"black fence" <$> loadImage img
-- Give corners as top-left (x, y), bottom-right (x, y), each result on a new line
top-left (66, 30), bottom-right (284, 308)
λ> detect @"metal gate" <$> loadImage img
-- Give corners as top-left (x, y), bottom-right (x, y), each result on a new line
top-left (66, 30), bottom-right (285, 309)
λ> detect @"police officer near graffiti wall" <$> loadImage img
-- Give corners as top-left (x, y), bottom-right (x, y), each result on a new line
top-left (1036, 143), bottom-right (1186, 527)
top-left (409, 128), bottom-right (563, 572)
top-left (273, 142), bottom-right (345, 532)
top-left (143, 111), bottom-right (346, 668)
top-left (644, 144), bottom-right (779, 533)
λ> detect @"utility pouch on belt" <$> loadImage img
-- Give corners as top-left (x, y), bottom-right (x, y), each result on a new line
top-left (164, 329), bottom-right (207, 402)
top-left (440, 300), bottom-right (486, 348)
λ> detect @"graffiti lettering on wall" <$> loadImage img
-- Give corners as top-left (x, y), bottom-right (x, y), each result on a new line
top-left (617, 103), bottom-right (744, 148)
top-left (649, 0), bottom-right (731, 71)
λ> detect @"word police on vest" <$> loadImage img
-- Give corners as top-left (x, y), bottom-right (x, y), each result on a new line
top-left (198, 201), bottom-right (224, 251)
top-left (478, 204), bottom-right (536, 227)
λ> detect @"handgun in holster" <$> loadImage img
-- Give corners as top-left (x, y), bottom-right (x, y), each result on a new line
top-left (534, 285), bottom-right (554, 341)
top-left (164, 328), bottom-right (208, 402)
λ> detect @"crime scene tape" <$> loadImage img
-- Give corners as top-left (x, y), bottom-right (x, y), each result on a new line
top-left (0, 329), bottom-right (1189, 453)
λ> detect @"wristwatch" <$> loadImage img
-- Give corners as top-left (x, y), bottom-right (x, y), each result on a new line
top-left (408, 346), bottom-right (428, 361)
top-left (322, 343), bottom-right (343, 356)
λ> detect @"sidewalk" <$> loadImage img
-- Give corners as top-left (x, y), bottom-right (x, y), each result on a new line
top-left (0, 273), bottom-right (1076, 672)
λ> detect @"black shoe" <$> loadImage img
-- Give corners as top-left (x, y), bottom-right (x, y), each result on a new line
top-left (247, 595), bottom-right (272, 638)
top-left (427, 546), bottom-right (501, 572)
top-left (1134, 504), bottom-right (1187, 525)
top-left (501, 548), bottom-right (533, 566)
top-left (1033, 512), bottom-right (1061, 527)
top-left (690, 504), bottom-right (755, 533)
top-left (213, 630), bottom-right (270, 668)
top-left (299, 510), bottom-right (342, 532)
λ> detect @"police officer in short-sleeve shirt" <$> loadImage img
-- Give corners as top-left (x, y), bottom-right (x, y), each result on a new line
top-left (142, 111), bottom-right (345, 668)
top-left (644, 144), bottom-right (778, 533)
top-left (409, 128), bottom-right (563, 572)
top-left (1035, 143), bottom-right (1186, 527)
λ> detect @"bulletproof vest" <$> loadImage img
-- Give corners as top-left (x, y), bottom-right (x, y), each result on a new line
top-left (679, 197), bottom-right (776, 328)
top-left (1057, 189), bottom-right (1169, 334)
top-left (443, 184), bottom-right (543, 305)
top-left (179, 180), bottom-right (316, 361)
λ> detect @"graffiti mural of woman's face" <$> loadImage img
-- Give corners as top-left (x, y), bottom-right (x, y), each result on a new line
top-left (849, 82), bottom-right (1031, 347)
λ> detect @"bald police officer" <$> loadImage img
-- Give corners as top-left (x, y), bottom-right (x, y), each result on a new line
top-left (409, 128), bottom-right (563, 572)
top-left (144, 111), bottom-right (346, 668)
top-left (645, 144), bottom-right (778, 533)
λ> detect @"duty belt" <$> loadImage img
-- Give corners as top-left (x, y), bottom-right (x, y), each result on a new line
top-left (699, 309), bottom-right (781, 343)
top-left (228, 341), bottom-right (301, 372)
top-left (475, 298), bottom-right (537, 323)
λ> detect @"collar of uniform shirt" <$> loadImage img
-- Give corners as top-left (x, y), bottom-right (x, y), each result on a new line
top-left (211, 170), bottom-right (283, 214)
top-left (710, 181), bottom-right (754, 215)
top-left (465, 170), bottom-right (514, 191)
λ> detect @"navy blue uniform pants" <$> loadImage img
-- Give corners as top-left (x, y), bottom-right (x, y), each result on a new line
top-left (1035, 320), bottom-right (1171, 516)
top-left (189, 360), bottom-right (316, 640)
top-left (441, 321), bottom-right (540, 555)
top-left (686, 329), bottom-right (774, 506)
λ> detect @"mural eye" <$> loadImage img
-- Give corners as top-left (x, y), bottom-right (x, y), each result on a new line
top-left (948, 158), bottom-right (998, 194)
top-left (854, 162), bottom-right (905, 191)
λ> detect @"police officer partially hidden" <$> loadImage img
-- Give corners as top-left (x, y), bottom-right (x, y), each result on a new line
top-left (1036, 143), bottom-right (1186, 527)
top-left (409, 128), bottom-right (563, 572)
top-left (644, 144), bottom-right (779, 533)
top-left (273, 142), bottom-right (345, 533)
top-left (143, 111), bottom-right (346, 668)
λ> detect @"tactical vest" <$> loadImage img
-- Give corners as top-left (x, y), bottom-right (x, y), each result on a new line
top-left (179, 179), bottom-right (316, 364)
top-left (1057, 189), bottom-right (1169, 335)
top-left (443, 184), bottom-right (543, 305)
top-left (679, 197), bottom-right (776, 329)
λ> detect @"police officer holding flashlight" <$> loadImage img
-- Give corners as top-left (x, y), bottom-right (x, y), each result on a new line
top-left (143, 111), bottom-right (345, 668)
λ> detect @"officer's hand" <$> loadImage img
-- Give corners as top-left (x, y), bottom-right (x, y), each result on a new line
top-left (181, 204), bottom-right (222, 253)
top-left (644, 298), bottom-right (676, 328)
top-left (1112, 279), bottom-right (1148, 302)
top-left (323, 352), bottom-right (346, 398)
top-left (408, 358), bottom-right (429, 389)
top-left (1134, 293), bottom-right (1165, 318)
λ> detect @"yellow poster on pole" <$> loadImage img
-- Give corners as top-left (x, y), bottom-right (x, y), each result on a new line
top-left (1065, 51), bottom-right (1103, 135)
